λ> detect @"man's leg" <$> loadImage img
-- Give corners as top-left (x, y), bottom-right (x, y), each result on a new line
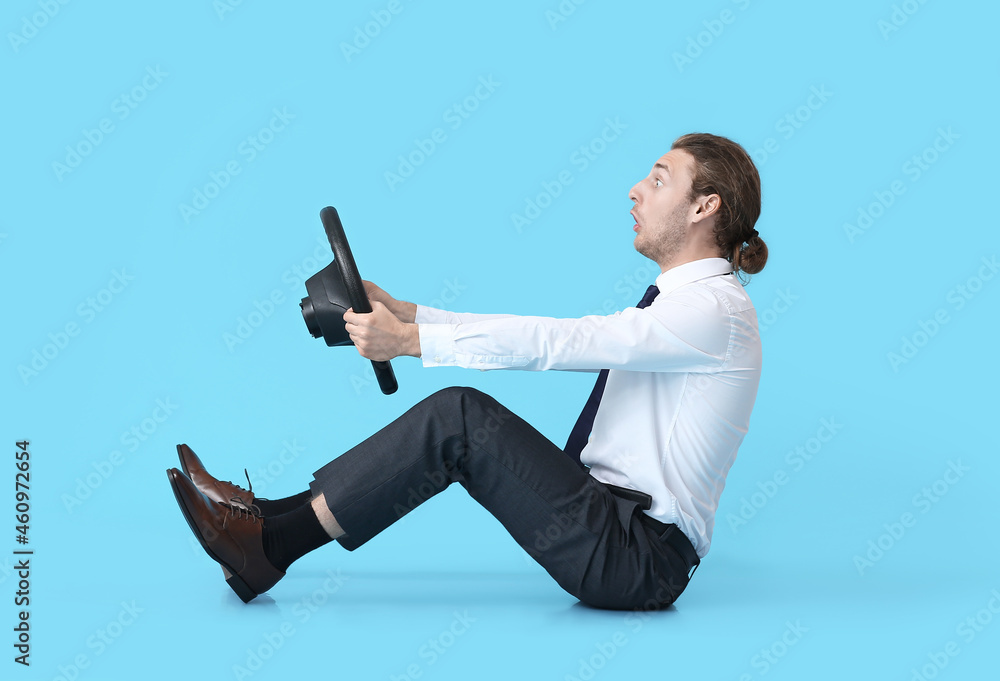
top-left (305, 386), bottom-right (693, 610)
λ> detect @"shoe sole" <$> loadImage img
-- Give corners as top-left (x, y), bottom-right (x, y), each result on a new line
top-left (176, 447), bottom-right (243, 592)
top-left (168, 471), bottom-right (258, 603)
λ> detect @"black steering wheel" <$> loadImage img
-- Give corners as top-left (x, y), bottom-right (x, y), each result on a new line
top-left (299, 206), bottom-right (398, 395)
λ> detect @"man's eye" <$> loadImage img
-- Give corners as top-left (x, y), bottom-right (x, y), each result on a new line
top-left (654, 179), bottom-right (663, 187)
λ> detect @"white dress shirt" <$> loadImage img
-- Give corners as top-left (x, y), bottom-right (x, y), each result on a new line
top-left (414, 257), bottom-right (762, 558)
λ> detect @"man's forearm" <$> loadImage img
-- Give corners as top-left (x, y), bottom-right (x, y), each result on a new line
top-left (394, 300), bottom-right (417, 324)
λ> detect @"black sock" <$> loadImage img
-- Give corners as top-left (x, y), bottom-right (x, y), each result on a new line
top-left (262, 498), bottom-right (334, 572)
top-left (255, 490), bottom-right (312, 516)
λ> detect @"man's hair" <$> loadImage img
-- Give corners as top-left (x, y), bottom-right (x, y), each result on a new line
top-left (671, 132), bottom-right (767, 282)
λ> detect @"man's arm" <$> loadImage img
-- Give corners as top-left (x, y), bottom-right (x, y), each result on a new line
top-left (418, 287), bottom-right (737, 373)
top-left (414, 304), bottom-right (519, 325)
top-left (349, 281), bottom-right (741, 374)
top-left (363, 279), bottom-right (515, 325)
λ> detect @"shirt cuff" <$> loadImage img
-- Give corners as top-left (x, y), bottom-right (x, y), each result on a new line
top-left (418, 323), bottom-right (458, 367)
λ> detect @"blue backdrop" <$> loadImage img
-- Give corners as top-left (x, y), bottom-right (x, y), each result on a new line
top-left (3, 1), bottom-right (998, 679)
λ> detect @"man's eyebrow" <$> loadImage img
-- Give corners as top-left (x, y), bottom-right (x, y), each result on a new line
top-left (653, 162), bottom-right (671, 175)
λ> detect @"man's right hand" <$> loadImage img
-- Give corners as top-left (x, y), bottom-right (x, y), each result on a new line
top-left (362, 279), bottom-right (417, 323)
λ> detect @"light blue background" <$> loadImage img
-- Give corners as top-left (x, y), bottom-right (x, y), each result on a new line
top-left (3, 1), bottom-right (999, 679)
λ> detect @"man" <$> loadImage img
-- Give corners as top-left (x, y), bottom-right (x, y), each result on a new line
top-left (167, 132), bottom-right (768, 610)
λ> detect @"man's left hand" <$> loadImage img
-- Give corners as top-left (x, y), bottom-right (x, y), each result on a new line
top-left (343, 301), bottom-right (421, 361)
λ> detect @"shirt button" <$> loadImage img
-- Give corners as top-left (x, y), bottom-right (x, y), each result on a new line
top-left (434, 356), bottom-right (441, 363)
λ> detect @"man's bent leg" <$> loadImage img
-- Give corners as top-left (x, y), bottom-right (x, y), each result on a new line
top-left (309, 386), bottom-right (691, 610)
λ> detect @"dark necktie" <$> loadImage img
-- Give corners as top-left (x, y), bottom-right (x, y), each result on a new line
top-left (563, 284), bottom-right (660, 465)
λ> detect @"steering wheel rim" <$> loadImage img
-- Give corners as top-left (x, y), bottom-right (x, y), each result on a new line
top-left (319, 206), bottom-right (398, 395)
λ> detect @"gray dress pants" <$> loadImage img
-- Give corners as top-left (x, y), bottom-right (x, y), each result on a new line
top-left (309, 386), bottom-right (697, 610)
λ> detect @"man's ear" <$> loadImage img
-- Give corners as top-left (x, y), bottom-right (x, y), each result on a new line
top-left (691, 194), bottom-right (721, 223)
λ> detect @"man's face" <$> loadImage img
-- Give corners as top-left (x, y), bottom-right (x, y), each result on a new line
top-left (628, 148), bottom-right (698, 265)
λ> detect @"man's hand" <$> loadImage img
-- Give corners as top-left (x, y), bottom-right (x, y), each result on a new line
top-left (344, 301), bottom-right (421, 361)
top-left (362, 279), bottom-right (417, 324)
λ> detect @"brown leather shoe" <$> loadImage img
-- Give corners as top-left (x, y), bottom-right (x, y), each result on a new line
top-left (167, 467), bottom-right (284, 603)
top-left (176, 443), bottom-right (257, 510)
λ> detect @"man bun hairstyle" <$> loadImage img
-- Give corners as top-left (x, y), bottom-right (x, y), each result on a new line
top-left (671, 133), bottom-right (767, 283)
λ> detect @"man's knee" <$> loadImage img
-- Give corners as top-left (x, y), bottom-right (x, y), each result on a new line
top-left (422, 386), bottom-right (500, 418)
top-left (431, 385), bottom-right (491, 405)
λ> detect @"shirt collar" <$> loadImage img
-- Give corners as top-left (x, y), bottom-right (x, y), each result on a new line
top-left (653, 257), bottom-right (734, 296)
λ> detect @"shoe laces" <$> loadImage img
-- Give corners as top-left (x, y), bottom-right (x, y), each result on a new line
top-left (222, 469), bottom-right (271, 503)
top-left (221, 496), bottom-right (263, 530)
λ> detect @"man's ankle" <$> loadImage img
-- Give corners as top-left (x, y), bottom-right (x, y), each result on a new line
top-left (311, 492), bottom-right (345, 540)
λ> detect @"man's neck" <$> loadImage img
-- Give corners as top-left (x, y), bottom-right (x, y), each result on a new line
top-left (657, 249), bottom-right (725, 274)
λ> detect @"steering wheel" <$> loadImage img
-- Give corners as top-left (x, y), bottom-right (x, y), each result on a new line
top-left (299, 206), bottom-right (398, 395)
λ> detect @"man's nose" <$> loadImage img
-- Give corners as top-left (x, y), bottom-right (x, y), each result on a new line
top-left (628, 182), bottom-right (641, 204)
